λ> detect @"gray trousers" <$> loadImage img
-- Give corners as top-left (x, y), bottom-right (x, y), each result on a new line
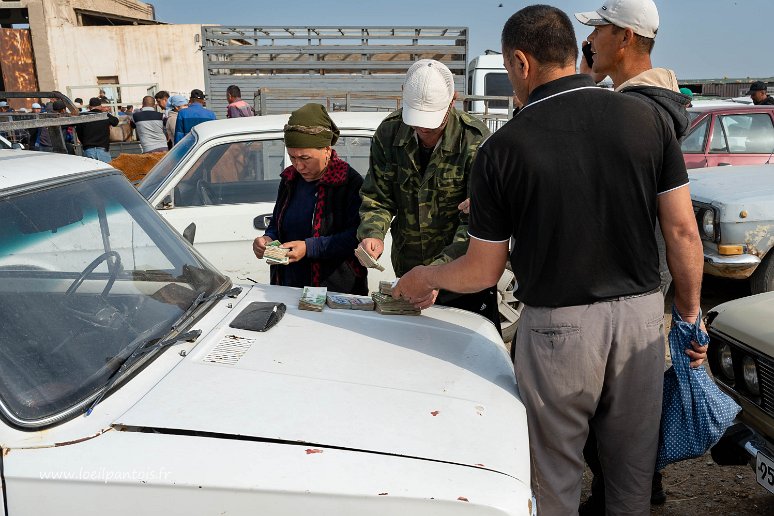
top-left (514, 292), bottom-right (665, 516)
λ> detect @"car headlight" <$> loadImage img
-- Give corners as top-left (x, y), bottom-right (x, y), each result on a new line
top-left (719, 344), bottom-right (735, 380)
top-left (702, 209), bottom-right (715, 239)
top-left (742, 356), bottom-right (760, 396)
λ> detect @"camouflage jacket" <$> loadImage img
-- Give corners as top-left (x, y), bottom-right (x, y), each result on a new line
top-left (358, 108), bottom-right (490, 276)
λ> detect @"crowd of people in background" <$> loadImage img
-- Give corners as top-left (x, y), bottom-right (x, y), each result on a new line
top-left (0, 83), bottom-right (256, 162)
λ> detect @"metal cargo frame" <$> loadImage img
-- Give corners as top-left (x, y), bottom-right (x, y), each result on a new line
top-left (202, 26), bottom-right (468, 118)
top-left (0, 91), bottom-right (107, 153)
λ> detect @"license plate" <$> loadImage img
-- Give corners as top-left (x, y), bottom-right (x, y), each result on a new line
top-left (756, 451), bottom-right (774, 494)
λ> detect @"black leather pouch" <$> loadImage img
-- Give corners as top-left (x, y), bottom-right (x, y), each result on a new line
top-left (229, 302), bottom-right (286, 332)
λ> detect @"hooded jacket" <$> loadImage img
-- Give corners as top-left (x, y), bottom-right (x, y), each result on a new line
top-left (616, 68), bottom-right (692, 140)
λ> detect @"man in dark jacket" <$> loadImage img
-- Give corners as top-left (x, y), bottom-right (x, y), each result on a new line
top-left (75, 98), bottom-right (119, 163)
top-left (748, 81), bottom-right (774, 105)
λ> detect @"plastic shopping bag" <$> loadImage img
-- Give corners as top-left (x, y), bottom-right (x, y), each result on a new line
top-left (656, 306), bottom-right (741, 471)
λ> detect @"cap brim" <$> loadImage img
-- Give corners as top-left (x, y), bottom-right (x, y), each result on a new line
top-left (574, 11), bottom-right (609, 26)
top-left (401, 105), bottom-right (447, 129)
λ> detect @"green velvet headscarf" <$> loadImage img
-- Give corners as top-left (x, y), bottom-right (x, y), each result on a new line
top-left (283, 103), bottom-right (340, 148)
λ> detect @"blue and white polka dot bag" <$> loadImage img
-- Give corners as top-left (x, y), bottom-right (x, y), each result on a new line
top-left (656, 306), bottom-right (741, 471)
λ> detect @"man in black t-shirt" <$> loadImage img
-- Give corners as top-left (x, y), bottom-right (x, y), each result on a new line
top-left (75, 98), bottom-right (119, 163)
top-left (394, 6), bottom-right (705, 515)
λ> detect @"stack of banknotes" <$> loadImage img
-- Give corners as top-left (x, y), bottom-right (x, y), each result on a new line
top-left (354, 246), bottom-right (385, 272)
top-left (326, 293), bottom-right (375, 311)
top-left (264, 241), bottom-right (289, 265)
top-left (299, 286), bottom-right (327, 312)
top-left (371, 292), bottom-right (420, 315)
top-left (378, 280), bottom-right (396, 295)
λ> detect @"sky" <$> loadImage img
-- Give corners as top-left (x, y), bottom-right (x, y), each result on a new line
top-left (154, 0), bottom-right (772, 80)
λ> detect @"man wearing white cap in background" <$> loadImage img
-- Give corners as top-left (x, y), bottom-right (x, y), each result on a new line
top-left (575, 1), bottom-right (693, 512)
top-left (357, 59), bottom-right (500, 329)
top-left (576, 0), bottom-right (690, 141)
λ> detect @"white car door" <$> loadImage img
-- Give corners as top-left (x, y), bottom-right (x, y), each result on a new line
top-left (154, 133), bottom-right (284, 283)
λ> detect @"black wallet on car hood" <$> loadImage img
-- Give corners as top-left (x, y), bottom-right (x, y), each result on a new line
top-left (229, 302), bottom-right (286, 332)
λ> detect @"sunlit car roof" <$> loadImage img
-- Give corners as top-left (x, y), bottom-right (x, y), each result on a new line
top-left (0, 150), bottom-right (112, 192)
top-left (191, 111), bottom-right (391, 142)
top-left (688, 104), bottom-right (774, 114)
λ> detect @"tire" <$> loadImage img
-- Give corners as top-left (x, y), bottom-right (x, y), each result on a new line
top-left (750, 251), bottom-right (774, 294)
top-left (497, 265), bottom-right (522, 343)
top-left (500, 302), bottom-right (521, 343)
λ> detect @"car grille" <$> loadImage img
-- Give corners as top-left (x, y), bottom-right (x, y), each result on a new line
top-left (759, 357), bottom-right (774, 415)
top-left (709, 329), bottom-right (774, 418)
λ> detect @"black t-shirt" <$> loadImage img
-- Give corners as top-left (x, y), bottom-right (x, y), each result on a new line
top-left (417, 142), bottom-right (434, 174)
top-left (469, 74), bottom-right (688, 308)
top-left (74, 109), bottom-right (119, 150)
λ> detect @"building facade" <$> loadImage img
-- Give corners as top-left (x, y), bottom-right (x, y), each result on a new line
top-left (0, 0), bottom-right (204, 109)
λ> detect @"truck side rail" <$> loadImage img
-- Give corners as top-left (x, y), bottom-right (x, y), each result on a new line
top-left (0, 91), bottom-right (107, 153)
top-left (252, 88), bottom-right (515, 131)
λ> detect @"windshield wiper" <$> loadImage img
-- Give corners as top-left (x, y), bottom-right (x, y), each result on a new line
top-left (85, 286), bottom-right (243, 416)
top-left (85, 329), bottom-right (202, 416)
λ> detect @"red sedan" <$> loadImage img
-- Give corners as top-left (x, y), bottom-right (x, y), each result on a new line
top-left (682, 105), bottom-right (774, 169)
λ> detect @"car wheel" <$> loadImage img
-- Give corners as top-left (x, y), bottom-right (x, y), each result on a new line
top-left (497, 267), bottom-right (522, 343)
top-left (750, 251), bottom-right (774, 294)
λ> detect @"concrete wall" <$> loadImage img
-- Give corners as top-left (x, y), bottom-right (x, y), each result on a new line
top-left (19, 0), bottom-right (156, 91)
top-left (49, 24), bottom-right (204, 105)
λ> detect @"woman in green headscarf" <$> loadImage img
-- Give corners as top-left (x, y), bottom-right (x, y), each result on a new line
top-left (252, 103), bottom-right (367, 294)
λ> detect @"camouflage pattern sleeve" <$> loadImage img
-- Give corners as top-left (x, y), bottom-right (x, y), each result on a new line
top-left (357, 123), bottom-right (396, 242)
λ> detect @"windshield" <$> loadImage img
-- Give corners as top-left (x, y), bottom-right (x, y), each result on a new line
top-left (137, 132), bottom-right (196, 200)
top-left (484, 72), bottom-right (514, 109)
top-left (0, 172), bottom-right (227, 426)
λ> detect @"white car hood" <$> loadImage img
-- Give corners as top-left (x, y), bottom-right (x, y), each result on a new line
top-left (709, 291), bottom-right (774, 357)
top-left (116, 285), bottom-right (529, 481)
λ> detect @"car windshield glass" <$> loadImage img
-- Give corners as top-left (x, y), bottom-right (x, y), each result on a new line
top-left (681, 117), bottom-right (709, 153)
top-left (0, 173), bottom-right (227, 426)
top-left (484, 72), bottom-right (513, 109)
top-left (137, 132), bottom-right (196, 199)
top-left (172, 135), bottom-right (374, 207)
top-left (335, 136), bottom-right (372, 176)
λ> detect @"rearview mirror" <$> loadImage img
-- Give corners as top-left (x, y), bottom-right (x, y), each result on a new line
top-left (254, 214), bottom-right (272, 230)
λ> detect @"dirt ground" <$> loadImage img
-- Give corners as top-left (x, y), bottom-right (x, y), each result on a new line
top-left (578, 275), bottom-right (774, 514)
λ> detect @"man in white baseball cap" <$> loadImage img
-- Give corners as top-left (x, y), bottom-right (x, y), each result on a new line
top-left (357, 58), bottom-right (502, 330)
top-left (575, 1), bottom-right (692, 513)
top-left (575, 0), bottom-right (659, 39)
top-left (400, 59), bottom-right (456, 128)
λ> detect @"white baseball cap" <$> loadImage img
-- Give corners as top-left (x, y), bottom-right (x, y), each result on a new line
top-left (575, 0), bottom-right (659, 39)
top-left (31, 102), bottom-right (41, 109)
top-left (402, 59), bottom-right (455, 129)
